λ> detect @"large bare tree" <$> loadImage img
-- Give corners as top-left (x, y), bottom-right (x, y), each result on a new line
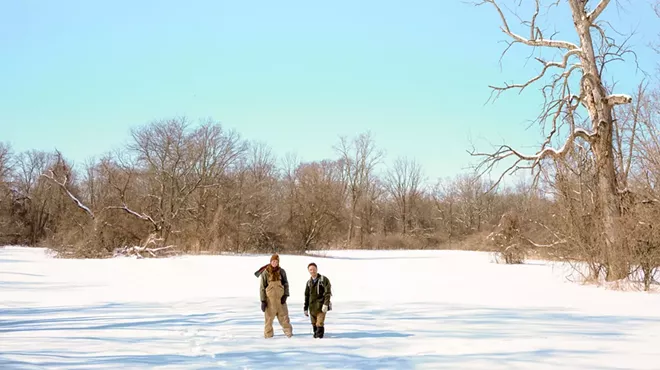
top-left (473, 0), bottom-right (635, 280)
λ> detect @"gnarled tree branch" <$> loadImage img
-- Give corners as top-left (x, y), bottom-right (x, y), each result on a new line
top-left (477, 0), bottom-right (580, 51)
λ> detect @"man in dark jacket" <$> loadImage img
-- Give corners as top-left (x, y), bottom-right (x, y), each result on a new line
top-left (303, 262), bottom-right (332, 338)
top-left (259, 254), bottom-right (293, 338)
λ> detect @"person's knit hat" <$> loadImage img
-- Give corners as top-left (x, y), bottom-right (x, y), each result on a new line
top-left (270, 254), bottom-right (279, 262)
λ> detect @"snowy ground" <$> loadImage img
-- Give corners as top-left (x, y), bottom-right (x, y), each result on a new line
top-left (1, 247), bottom-right (659, 369)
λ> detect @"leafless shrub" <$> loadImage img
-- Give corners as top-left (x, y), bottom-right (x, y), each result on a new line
top-left (488, 211), bottom-right (527, 264)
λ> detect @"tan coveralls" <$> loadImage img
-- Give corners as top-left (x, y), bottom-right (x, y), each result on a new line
top-left (261, 268), bottom-right (293, 338)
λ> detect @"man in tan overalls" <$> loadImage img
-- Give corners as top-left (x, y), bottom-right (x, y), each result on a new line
top-left (259, 254), bottom-right (293, 338)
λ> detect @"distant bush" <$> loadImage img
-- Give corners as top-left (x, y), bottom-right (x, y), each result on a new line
top-left (488, 212), bottom-right (527, 264)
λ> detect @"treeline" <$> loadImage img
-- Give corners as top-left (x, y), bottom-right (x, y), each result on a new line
top-left (0, 91), bottom-right (659, 291)
top-left (0, 119), bottom-right (531, 257)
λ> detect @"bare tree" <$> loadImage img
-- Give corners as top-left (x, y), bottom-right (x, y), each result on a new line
top-left (41, 151), bottom-right (95, 219)
top-left (433, 173), bottom-right (502, 239)
top-left (0, 143), bottom-right (12, 215)
top-left (433, 178), bottom-right (459, 238)
top-left (11, 150), bottom-right (58, 244)
top-left (362, 177), bottom-right (387, 241)
top-left (100, 153), bottom-right (160, 233)
top-left (243, 141), bottom-right (279, 249)
top-left (227, 141), bottom-right (278, 252)
top-left (81, 157), bottom-right (99, 210)
top-left (0, 143), bottom-right (13, 242)
top-left (0, 143), bottom-right (11, 184)
top-left (187, 121), bottom-right (246, 251)
top-left (613, 82), bottom-right (648, 189)
top-left (288, 160), bottom-right (345, 250)
top-left (385, 157), bottom-right (423, 235)
top-left (633, 89), bottom-right (660, 191)
top-left (472, 0), bottom-right (635, 280)
top-left (655, 2), bottom-right (660, 57)
top-left (128, 117), bottom-right (202, 246)
top-left (570, 79), bottom-right (660, 288)
top-left (14, 150), bottom-right (50, 198)
top-left (335, 132), bottom-right (383, 246)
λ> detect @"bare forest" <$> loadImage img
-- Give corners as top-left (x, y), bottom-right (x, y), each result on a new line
top-left (1, 1), bottom-right (658, 290)
top-left (0, 124), bottom-right (525, 255)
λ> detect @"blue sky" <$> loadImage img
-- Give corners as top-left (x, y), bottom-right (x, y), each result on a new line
top-left (1, 0), bottom-right (657, 184)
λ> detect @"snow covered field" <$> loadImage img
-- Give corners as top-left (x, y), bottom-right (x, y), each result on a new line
top-left (1, 246), bottom-right (659, 369)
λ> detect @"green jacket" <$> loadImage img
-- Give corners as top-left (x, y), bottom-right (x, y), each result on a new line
top-left (260, 267), bottom-right (289, 302)
top-left (304, 274), bottom-right (332, 314)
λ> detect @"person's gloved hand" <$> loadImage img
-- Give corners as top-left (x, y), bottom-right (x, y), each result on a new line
top-left (281, 295), bottom-right (287, 304)
top-left (322, 304), bottom-right (328, 313)
top-left (304, 310), bottom-right (309, 317)
top-left (261, 301), bottom-right (267, 312)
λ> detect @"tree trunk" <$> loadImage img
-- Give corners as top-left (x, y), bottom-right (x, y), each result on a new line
top-left (569, 1), bottom-right (626, 281)
top-left (347, 197), bottom-right (356, 242)
top-left (401, 197), bottom-right (407, 235)
top-left (594, 131), bottom-right (626, 280)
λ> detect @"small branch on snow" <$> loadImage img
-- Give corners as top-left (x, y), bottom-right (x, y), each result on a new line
top-left (113, 245), bottom-right (175, 258)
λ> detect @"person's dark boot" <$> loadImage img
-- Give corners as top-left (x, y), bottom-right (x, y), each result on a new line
top-left (312, 325), bottom-right (318, 338)
top-left (317, 326), bottom-right (324, 338)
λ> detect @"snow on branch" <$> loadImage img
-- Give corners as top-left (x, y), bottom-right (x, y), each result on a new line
top-left (106, 204), bottom-right (160, 231)
top-left (470, 0), bottom-right (624, 192)
top-left (113, 233), bottom-right (177, 258)
top-left (114, 245), bottom-right (175, 258)
top-left (469, 123), bottom-right (594, 191)
top-left (587, 0), bottom-right (611, 23)
top-left (477, 0), bottom-right (580, 51)
top-left (479, 1), bottom-right (585, 103)
top-left (605, 94), bottom-right (633, 106)
top-left (41, 170), bottom-right (95, 219)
